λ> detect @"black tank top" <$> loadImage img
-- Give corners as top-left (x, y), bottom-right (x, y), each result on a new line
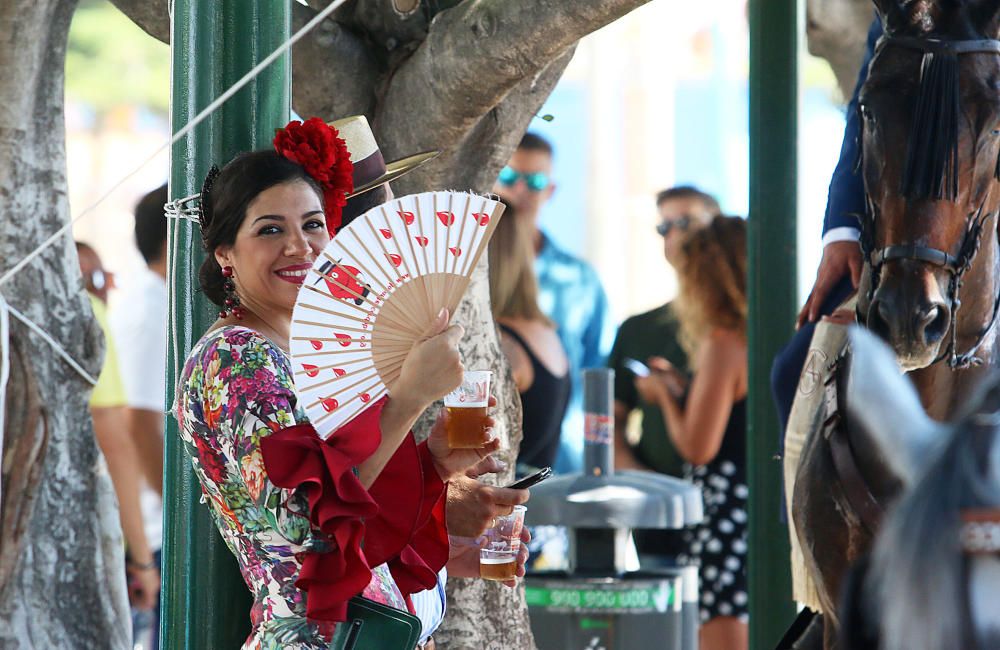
top-left (709, 397), bottom-right (746, 477)
top-left (499, 323), bottom-right (571, 470)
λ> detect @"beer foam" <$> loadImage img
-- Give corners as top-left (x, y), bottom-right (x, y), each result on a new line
top-left (480, 557), bottom-right (516, 565)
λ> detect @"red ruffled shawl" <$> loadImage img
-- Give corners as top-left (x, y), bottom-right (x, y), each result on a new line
top-left (259, 397), bottom-right (449, 622)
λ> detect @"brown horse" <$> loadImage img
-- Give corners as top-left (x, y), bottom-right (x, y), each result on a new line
top-left (793, 1), bottom-right (1000, 648)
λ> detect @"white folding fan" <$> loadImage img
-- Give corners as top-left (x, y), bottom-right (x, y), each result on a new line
top-left (288, 190), bottom-right (505, 439)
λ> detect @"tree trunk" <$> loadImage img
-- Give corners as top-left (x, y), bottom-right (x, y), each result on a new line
top-left (805, 0), bottom-right (872, 101)
top-left (0, 1), bottom-right (129, 647)
top-left (411, 260), bottom-right (535, 648)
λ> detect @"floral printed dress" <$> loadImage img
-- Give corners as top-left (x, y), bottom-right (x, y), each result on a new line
top-left (175, 326), bottom-right (447, 650)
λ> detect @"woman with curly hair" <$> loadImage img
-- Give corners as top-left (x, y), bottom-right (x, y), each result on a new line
top-left (633, 215), bottom-right (748, 650)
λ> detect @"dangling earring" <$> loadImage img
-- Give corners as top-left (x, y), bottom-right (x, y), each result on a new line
top-left (220, 266), bottom-right (244, 319)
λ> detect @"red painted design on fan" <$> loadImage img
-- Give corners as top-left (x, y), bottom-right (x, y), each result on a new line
top-left (414, 236), bottom-right (429, 247)
top-left (448, 247), bottom-right (461, 257)
top-left (310, 340), bottom-right (324, 351)
top-left (398, 210), bottom-right (415, 225)
top-left (333, 368), bottom-right (346, 377)
top-left (322, 263), bottom-right (369, 305)
top-left (379, 228), bottom-right (393, 239)
top-left (321, 397), bottom-right (339, 412)
top-left (472, 212), bottom-right (490, 226)
top-left (386, 254), bottom-right (403, 267)
top-left (436, 211), bottom-right (455, 226)
top-left (334, 333), bottom-right (352, 347)
top-left (359, 393), bottom-right (371, 403)
top-left (302, 364), bottom-right (320, 378)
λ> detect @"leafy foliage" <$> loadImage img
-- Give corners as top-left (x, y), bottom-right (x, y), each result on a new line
top-left (65, 0), bottom-right (169, 117)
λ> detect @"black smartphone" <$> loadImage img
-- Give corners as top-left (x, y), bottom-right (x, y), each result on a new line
top-left (504, 466), bottom-right (552, 490)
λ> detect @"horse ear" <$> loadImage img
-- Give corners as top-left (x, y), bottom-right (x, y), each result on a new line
top-left (845, 327), bottom-right (946, 484)
top-left (871, 0), bottom-right (909, 34)
top-left (972, 0), bottom-right (1000, 38)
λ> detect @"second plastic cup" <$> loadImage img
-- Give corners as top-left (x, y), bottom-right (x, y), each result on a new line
top-left (480, 505), bottom-right (526, 581)
top-left (444, 370), bottom-right (491, 449)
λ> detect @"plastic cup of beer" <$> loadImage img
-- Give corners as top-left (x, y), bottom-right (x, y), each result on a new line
top-left (480, 505), bottom-right (526, 581)
top-left (444, 370), bottom-right (492, 449)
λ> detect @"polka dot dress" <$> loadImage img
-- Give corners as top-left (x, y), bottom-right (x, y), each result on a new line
top-left (677, 399), bottom-right (748, 624)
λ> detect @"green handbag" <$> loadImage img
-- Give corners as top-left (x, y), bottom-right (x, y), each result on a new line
top-left (327, 596), bottom-right (423, 650)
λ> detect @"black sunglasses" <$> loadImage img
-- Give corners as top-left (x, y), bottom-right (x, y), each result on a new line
top-left (656, 215), bottom-right (693, 237)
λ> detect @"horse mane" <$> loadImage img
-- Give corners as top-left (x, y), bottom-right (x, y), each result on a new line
top-left (881, 0), bottom-right (998, 202)
top-left (868, 397), bottom-right (1000, 650)
top-left (900, 37), bottom-right (962, 201)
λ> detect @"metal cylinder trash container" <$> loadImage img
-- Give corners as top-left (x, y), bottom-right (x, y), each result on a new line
top-left (524, 367), bottom-right (703, 650)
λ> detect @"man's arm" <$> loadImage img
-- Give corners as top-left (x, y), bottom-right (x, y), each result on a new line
top-left (821, 15), bottom-right (882, 238)
top-left (800, 16), bottom-right (882, 326)
top-left (126, 408), bottom-right (164, 496)
top-left (613, 400), bottom-right (649, 471)
top-left (445, 456), bottom-right (530, 538)
top-left (92, 406), bottom-right (160, 610)
top-left (607, 320), bottom-right (647, 470)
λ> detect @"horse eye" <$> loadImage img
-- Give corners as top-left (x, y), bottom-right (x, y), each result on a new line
top-left (992, 129), bottom-right (1000, 137)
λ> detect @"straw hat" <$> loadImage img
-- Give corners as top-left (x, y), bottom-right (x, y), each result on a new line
top-left (330, 115), bottom-right (439, 198)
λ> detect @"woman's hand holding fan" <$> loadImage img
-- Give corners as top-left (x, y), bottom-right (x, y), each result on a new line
top-left (290, 191), bottom-right (505, 439)
top-left (426, 395), bottom-right (501, 481)
top-left (391, 308), bottom-right (465, 411)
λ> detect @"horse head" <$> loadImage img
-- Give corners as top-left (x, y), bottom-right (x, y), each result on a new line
top-left (857, 0), bottom-right (1000, 370)
top-left (846, 326), bottom-right (1000, 650)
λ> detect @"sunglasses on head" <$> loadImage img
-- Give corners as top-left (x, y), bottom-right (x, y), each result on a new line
top-left (497, 166), bottom-right (551, 192)
top-left (656, 216), bottom-right (693, 237)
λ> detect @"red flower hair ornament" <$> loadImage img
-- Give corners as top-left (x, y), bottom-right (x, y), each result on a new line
top-left (273, 117), bottom-right (354, 235)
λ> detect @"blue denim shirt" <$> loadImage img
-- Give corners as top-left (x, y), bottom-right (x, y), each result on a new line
top-left (823, 17), bottom-right (882, 236)
top-left (534, 232), bottom-right (614, 474)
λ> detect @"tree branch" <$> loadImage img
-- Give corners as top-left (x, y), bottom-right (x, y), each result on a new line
top-left (108, 0), bottom-right (170, 44)
top-left (110, 0), bottom-right (380, 119)
top-left (290, 3), bottom-right (381, 119)
top-left (377, 0), bottom-right (650, 159)
top-left (393, 47), bottom-right (575, 196)
top-left (349, 0), bottom-right (431, 50)
top-left (805, 0), bottom-right (871, 100)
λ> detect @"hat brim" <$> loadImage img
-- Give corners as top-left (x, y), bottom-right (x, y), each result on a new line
top-left (346, 150), bottom-right (441, 199)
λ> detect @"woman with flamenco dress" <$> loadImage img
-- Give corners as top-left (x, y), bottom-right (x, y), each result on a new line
top-left (174, 117), bottom-right (524, 649)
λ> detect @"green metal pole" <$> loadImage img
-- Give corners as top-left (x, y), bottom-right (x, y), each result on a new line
top-left (163, 2), bottom-right (290, 648)
top-left (747, 0), bottom-right (798, 648)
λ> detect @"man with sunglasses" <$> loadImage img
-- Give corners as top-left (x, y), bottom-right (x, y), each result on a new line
top-left (494, 132), bottom-right (613, 474)
top-left (607, 185), bottom-right (718, 565)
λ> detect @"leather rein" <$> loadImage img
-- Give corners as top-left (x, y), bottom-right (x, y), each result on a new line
top-left (857, 35), bottom-right (1000, 370)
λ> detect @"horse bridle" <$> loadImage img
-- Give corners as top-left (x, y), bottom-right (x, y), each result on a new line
top-left (858, 35), bottom-right (1000, 369)
top-left (962, 508), bottom-right (1000, 553)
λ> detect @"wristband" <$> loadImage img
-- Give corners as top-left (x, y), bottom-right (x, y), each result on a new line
top-left (128, 558), bottom-right (158, 571)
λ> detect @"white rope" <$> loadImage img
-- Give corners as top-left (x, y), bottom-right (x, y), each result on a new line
top-left (167, 201), bottom-right (182, 403)
top-left (7, 304), bottom-right (98, 386)
top-left (0, 293), bottom-right (10, 510)
top-left (0, 0), bottom-right (348, 288)
top-left (0, 293), bottom-right (97, 512)
top-left (164, 195), bottom-right (202, 224)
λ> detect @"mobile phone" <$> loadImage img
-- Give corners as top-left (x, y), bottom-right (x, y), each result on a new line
top-left (624, 357), bottom-right (650, 377)
top-left (505, 467), bottom-right (552, 490)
